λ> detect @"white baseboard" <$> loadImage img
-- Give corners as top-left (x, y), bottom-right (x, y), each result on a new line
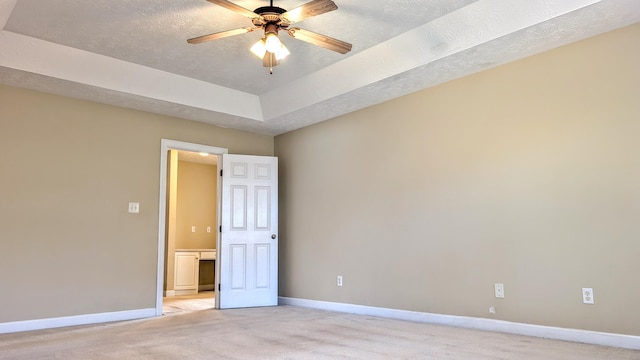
top-left (174, 289), bottom-right (198, 296)
top-left (0, 308), bottom-right (156, 334)
top-left (279, 297), bottom-right (640, 350)
top-left (165, 286), bottom-right (213, 296)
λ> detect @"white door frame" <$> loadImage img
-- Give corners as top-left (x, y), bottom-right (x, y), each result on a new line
top-left (155, 139), bottom-right (228, 316)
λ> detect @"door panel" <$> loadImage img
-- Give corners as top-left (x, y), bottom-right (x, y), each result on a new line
top-left (255, 186), bottom-right (271, 230)
top-left (231, 185), bottom-right (247, 230)
top-left (219, 154), bottom-right (278, 308)
top-left (229, 245), bottom-right (246, 290)
top-left (255, 244), bottom-right (270, 288)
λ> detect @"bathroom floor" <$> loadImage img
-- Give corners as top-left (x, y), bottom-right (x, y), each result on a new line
top-left (163, 291), bottom-right (215, 315)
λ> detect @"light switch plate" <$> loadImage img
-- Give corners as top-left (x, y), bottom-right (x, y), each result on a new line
top-left (495, 283), bottom-right (505, 298)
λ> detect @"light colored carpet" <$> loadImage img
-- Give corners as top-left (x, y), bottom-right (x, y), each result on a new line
top-left (1, 305), bottom-right (638, 359)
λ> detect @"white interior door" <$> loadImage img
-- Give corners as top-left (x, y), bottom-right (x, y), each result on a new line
top-left (219, 154), bottom-right (278, 309)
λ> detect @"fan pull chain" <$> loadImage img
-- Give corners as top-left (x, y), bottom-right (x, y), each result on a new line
top-left (269, 52), bottom-right (274, 74)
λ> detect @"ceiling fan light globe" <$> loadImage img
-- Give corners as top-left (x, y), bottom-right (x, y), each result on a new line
top-left (276, 43), bottom-right (290, 60)
top-left (250, 39), bottom-right (267, 58)
top-left (264, 33), bottom-right (281, 53)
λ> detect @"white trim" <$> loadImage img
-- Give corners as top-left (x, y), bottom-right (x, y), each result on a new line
top-left (164, 290), bottom-right (176, 297)
top-left (174, 289), bottom-right (198, 296)
top-left (156, 139), bottom-right (228, 316)
top-left (278, 297), bottom-right (640, 350)
top-left (0, 308), bottom-right (155, 334)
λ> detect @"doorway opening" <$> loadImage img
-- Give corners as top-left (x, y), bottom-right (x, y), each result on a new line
top-left (156, 139), bottom-right (228, 316)
top-left (162, 291), bottom-right (215, 315)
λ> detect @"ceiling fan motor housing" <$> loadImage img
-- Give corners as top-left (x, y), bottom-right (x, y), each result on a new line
top-left (254, 6), bottom-right (286, 15)
top-left (253, 6), bottom-right (288, 27)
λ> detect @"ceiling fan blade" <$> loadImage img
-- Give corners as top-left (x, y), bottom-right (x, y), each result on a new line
top-left (207, 0), bottom-right (262, 19)
top-left (280, 0), bottom-right (338, 24)
top-left (187, 27), bottom-right (256, 44)
top-left (287, 27), bottom-right (352, 54)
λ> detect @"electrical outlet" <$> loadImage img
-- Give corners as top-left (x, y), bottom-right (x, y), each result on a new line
top-left (337, 276), bottom-right (343, 287)
top-left (582, 288), bottom-right (595, 304)
top-left (191, 226), bottom-right (196, 233)
top-left (495, 283), bottom-right (505, 298)
top-left (207, 226), bottom-right (211, 233)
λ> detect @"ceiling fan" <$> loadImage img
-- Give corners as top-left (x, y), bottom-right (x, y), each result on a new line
top-left (187, 0), bottom-right (352, 73)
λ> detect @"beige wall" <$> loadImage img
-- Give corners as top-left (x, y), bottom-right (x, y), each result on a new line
top-left (275, 23), bottom-right (640, 336)
top-left (176, 160), bottom-right (217, 250)
top-left (0, 85), bottom-right (273, 322)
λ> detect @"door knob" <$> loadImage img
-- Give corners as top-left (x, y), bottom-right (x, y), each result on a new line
top-left (271, 234), bottom-right (277, 239)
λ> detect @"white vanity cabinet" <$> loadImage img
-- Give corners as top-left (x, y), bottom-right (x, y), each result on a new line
top-left (174, 251), bottom-right (200, 294)
top-left (173, 250), bottom-right (216, 296)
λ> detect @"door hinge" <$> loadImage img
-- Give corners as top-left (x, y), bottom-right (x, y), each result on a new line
top-left (220, 169), bottom-right (223, 176)
top-left (218, 283), bottom-right (221, 291)
top-left (219, 225), bottom-right (222, 233)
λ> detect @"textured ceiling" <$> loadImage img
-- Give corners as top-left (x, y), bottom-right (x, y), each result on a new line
top-left (1, 0), bottom-right (639, 135)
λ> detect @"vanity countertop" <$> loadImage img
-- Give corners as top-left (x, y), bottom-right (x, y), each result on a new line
top-left (175, 249), bottom-right (216, 260)
top-left (175, 249), bottom-right (216, 252)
